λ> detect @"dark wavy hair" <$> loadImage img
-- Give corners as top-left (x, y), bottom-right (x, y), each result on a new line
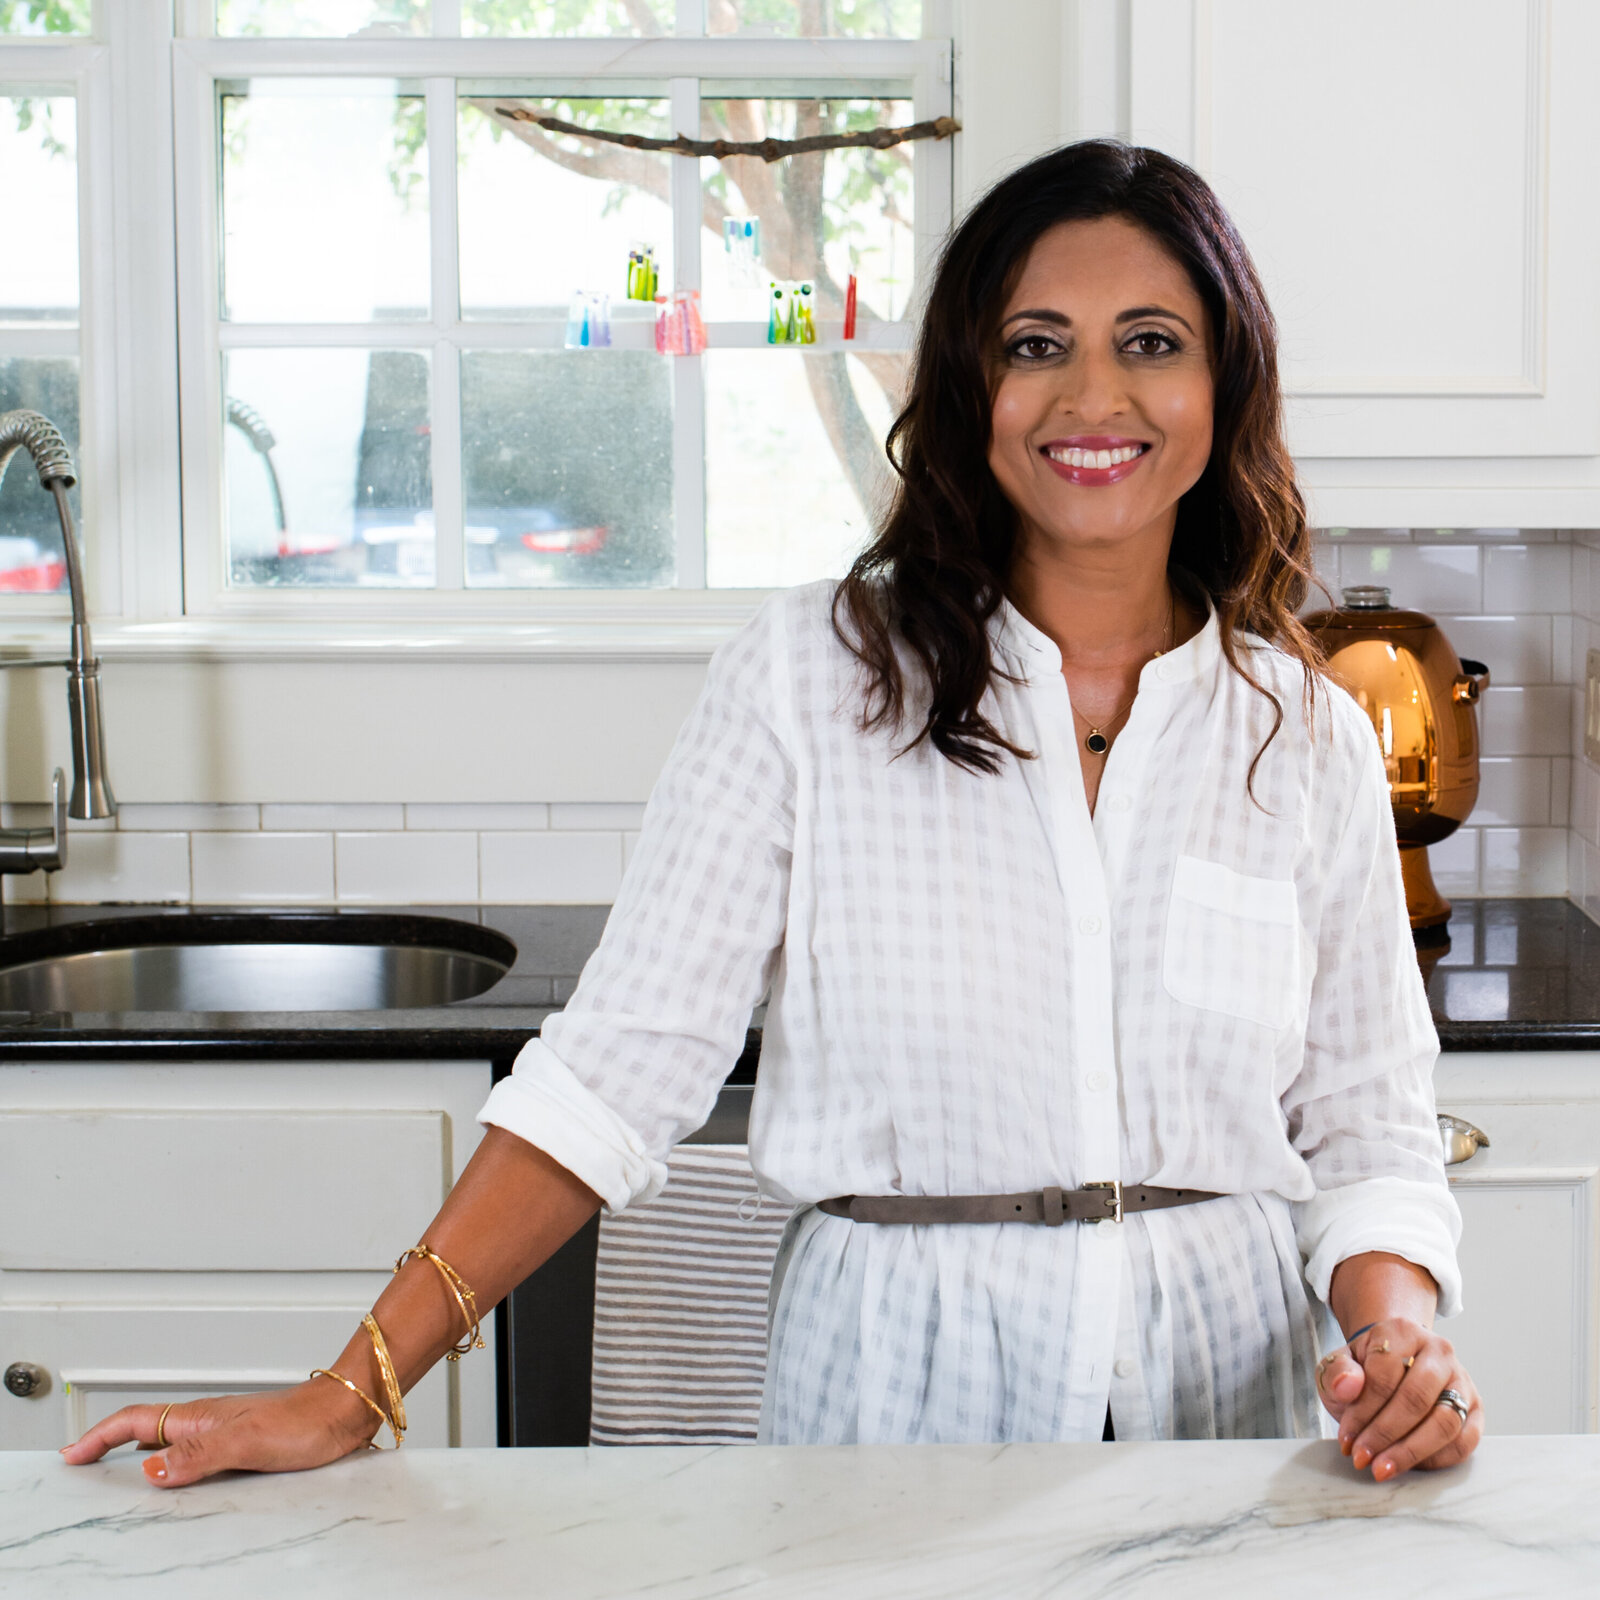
top-left (831, 139), bottom-right (1323, 782)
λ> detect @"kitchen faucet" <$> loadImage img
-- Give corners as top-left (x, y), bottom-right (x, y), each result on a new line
top-left (0, 409), bottom-right (117, 887)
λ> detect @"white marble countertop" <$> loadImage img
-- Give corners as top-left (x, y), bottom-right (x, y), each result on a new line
top-left (4, 1437), bottom-right (1595, 1599)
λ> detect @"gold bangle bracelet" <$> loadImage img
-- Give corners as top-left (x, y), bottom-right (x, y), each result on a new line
top-left (362, 1314), bottom-right (407, 1436)
top-left (396, 1243), bottom-right (487, 1362)
top-left (310, 1369), bottom-right (400, 1449)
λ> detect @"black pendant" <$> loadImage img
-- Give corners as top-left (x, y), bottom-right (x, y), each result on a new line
top-left (1085, 730), bottom-right (1109, 755)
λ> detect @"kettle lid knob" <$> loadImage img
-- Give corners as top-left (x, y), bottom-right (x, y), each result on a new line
top-left (1341, 585), bottom-right (1393, 610)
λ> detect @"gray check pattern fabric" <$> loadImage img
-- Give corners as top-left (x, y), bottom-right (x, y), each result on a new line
top-left (479, 578), bottom-right (1461, 1444)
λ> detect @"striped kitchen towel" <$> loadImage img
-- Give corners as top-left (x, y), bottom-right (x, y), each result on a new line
top-left (589, 1144), bottom-right (794, 1446)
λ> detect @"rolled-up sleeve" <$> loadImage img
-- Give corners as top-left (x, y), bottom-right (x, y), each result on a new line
top-left (477, 595), bottom-right (795, 1212)
top-left (1287, 696), bottom-right (1463, 1316)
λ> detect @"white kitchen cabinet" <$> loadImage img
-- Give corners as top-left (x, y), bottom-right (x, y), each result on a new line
top-left (1435, 1051), bottom-right (1600, 1434)
top-left (0, 1061), bottom-right (495, 1452)
top-left (1101, 0), bottom-right (1600, 525)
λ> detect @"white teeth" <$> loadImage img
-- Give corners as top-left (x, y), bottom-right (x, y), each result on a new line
top-left (1046, 443), bottom-right (1148, 469)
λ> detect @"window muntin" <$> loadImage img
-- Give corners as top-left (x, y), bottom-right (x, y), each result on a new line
top-left (179, 35), bottom-right (947, 608)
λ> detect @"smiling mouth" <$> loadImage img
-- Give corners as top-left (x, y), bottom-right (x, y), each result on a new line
top-left (1040, 439), bottom-right (1153, 486)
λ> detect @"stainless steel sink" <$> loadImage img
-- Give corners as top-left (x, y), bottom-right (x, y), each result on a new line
top-left (0, 914), bottom-right (515, 1012)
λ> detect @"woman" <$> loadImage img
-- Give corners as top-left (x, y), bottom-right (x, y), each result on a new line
top-left (65, 140), bottom-right (1480, 1486)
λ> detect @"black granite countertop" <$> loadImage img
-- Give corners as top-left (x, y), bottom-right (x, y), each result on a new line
top-left (0, 897), bottom-right (1593, 1063)
top-left (1422, 898), bottom-right (1600, 1050)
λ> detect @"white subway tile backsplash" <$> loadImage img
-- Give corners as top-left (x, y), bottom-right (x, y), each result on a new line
top-left (191, 832), bottom-right (333, 904)
top-left (1436, 616), bottom-right (1551, 686)
top-left (1473, 758), bottom-right (1551, 826)
top-left (1320, 527), bottom-right (1413, 542)
top-left (1480, 686), bottom-right (1575, 757)
top-left (1574, 758), bottom-right (1600, 847)
top-left (548, 803), bottom-right (648, 831)
top-left (1428, 829), bottom-right (1480, 897)
top-left (48, 832), bottom-right (191, 904)
top-left (404, 803), bottom-right (550, 831)
top-left (480, 831), bottom-right (622, 904)
top-left (1482, 827), bottom-right (1568, 896)
top-left (1572, 833), bottom-right (1600, 925)
top-left (1482, 545), bottom-right (1573, 614)
top-left (0, 804), bottom-right (112, 832)
top-left (335, 832), bottom-right (478, 904)
top-left (1551, 758), bottom-right (1572, 829)
top-left (116, 803), bottom-right (259, 832)
top-left (261, 804), bottom-right (405, 832)
top-left (1340, 542), bottom-right (1480, 612)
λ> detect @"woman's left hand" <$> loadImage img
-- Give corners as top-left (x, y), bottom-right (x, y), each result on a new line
top-left (1315, 1318), bottom-right (1483, 1481)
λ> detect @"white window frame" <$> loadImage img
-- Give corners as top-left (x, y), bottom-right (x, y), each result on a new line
top-left (169, 23), bottom-right (954, 629)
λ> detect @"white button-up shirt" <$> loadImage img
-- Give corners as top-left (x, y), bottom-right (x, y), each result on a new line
top-left (479, 579), bottom-right (1462, 1444)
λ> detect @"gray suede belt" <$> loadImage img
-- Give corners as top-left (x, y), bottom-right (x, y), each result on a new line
top-left (816, 1182), bottom-right (1224, 1226)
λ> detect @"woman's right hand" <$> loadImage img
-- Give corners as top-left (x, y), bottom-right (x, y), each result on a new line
top-left (59, 1377), bottom-right (381, 1488)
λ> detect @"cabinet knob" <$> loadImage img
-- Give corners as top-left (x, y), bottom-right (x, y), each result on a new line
top-left (1438, 1114), bottom-right (1491, 1166)
top-left (4, 1362), bottom-right (48, 1398)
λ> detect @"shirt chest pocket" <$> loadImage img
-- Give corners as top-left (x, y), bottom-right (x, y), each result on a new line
top-left (1161, 855), bottom-right (1302, 1031)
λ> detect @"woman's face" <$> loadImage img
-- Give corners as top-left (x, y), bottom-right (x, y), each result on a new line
top-left (987, 214), bottom-right (1214, 562)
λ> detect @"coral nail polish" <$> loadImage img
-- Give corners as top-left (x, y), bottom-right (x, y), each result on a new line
top-left (1373, 1458), bottom-right (1395, 1481)
top-left (1352, 1446), bottom-right (1372, 1471)
top-left (144, 1456), bottom-right (167, 1481)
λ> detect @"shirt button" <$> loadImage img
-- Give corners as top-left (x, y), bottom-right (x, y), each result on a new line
top-left (1114, 1357), bottom-right (1135, 1379)
top-left (1085, 1070), bottom-right (1110, 1092)
top-left (1079, 915), bottom-right (1102, 935)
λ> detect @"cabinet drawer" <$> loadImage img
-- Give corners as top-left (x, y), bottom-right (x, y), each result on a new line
top-left (0, 1110), bottom-right (449, 1271)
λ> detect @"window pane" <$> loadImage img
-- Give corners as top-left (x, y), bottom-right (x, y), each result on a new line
top-left (216, 1), bottom-right (429, 36)
top-left (0, 95), bottom-right (77, 325)
top-left (458, 95), bottom-right (673, 320)
top-left (0, 356), bottom-right (78, 594)
top-left (224, 349), bottom-right (434, 587)
top-left (707, 1), bottom-right (921, 38)
top-left (0, 1), bottom-right (91, 35)
top-left (461, 350), bottom-right (673, 589)
top-left (221, 82), bottom-right (430, 323)
top-left (700, 95), bottom-right (915, 323)
top-left (705, 348), bottom-right (901, 588)
top-left (461, 2), bottom-right (670, 37)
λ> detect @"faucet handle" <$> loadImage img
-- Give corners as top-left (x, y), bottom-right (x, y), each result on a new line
top-left (0, 768), bottom-right (68, 878)
top-left (41, 767), bottom-right (67, 871)
top-left (25, 768), bottom-right (68, 872)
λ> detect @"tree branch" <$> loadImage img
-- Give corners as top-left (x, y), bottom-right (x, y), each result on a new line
top-left (494, 104), bottom-right (960, 164)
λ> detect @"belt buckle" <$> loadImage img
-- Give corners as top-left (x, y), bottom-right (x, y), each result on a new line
top-left (1084, 1180), bottom-right (1123, 1224)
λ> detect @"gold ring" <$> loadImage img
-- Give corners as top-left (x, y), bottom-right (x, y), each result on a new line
top-left (1403, 1354), bottom-right (1415, 1370)
top-left (155, 1401), bottom-right (175, 1449)
top-left (1374, 1339), bottom-right (1390, 1354)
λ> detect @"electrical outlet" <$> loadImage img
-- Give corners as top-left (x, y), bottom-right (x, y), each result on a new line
top-left (1587, 649), bottom-right (1600, 764)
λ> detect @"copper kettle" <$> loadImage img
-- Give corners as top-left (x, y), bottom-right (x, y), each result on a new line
top-left (1304, 586), bottom-right (1490, 932)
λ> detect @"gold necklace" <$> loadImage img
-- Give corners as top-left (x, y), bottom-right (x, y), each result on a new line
top-left (1072, 588), bottom-right (1175, 757)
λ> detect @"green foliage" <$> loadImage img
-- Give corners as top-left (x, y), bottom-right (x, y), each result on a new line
top-left (215, 0), bottom-right (428, 36)
top-left (0, 0), bottom-right (91, 34)
top-left (463, 0), bottom-right (669, 35)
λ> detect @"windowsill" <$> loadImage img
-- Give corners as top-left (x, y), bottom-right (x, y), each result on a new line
top-left (0, 590), bottom-right (781, 664)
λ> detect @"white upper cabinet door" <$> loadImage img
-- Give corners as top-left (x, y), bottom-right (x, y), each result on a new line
top-left (1121, 0), bottom-right (1600, 524)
